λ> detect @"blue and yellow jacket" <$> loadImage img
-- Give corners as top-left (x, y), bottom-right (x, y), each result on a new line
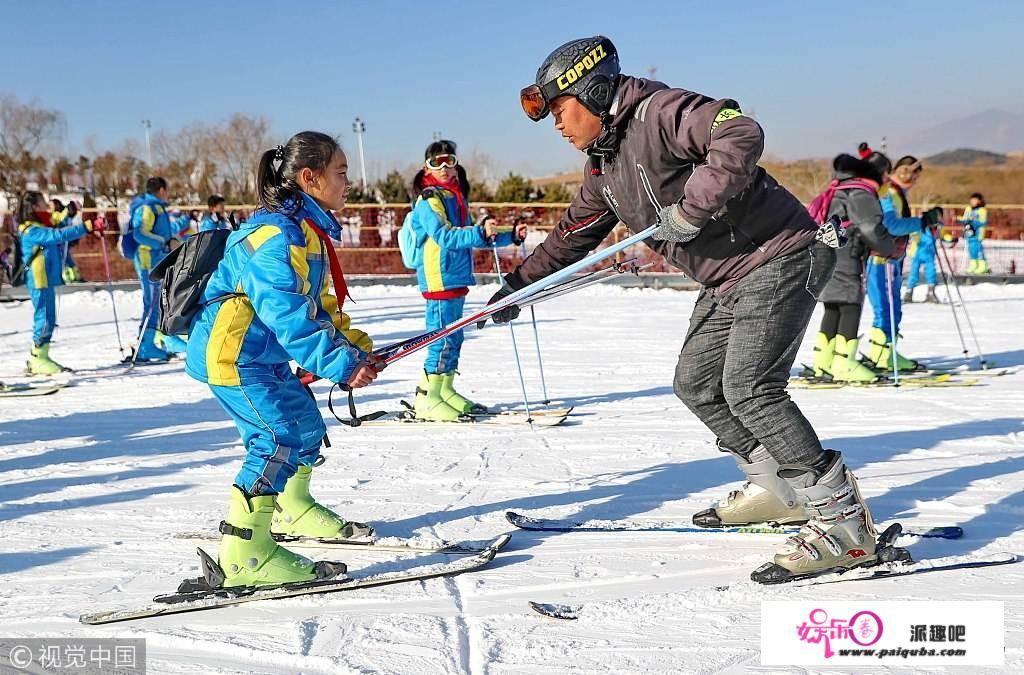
top-left (130, 193), bottom-right (189, 270)
top-left (185, 194), bottom-right (371, 387)
top-left (199, 214), bottom-right (231, 233)
top-left (961, 206), bottom-right (988, 239)
top-left (409, 186), bottom-right (514, 294)
top-left (17, 218), bottom-right (88, 290)
top-left (878, 184), bottom-right (920, 237)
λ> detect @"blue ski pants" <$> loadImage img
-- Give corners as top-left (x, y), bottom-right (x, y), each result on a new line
top-left (423, 296), bottom-right (466, 374)
top-left (31, 287), bottom-right (56, 347)
top-left (906, 245), bottom-right (937, 289)
top-left (133, 254), bottom-right (161, 334)
top-left (966, 234), bottom-right (985, 261)
top-left (866, 257), bottom-right (902, 336)
top-left (209, 362), bottom-right (326, 495)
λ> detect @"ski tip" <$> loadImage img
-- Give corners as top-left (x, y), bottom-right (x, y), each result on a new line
top-left (504, 511), bottom-right (522, 526)
top-left (528, 601), bottom-right (581, 620)
top-left (489, 533), bottom-right (513, 553)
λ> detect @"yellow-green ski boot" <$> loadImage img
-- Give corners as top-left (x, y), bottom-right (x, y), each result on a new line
top-left (831, 336), bottom-right (879, 383)
top-left (215, 486), bottom-right (344, 587)
top-left (26, 344), bottom-right (70, 376)
top-left (414, 371), bottom-right (463, 421)
top-left (439, 371), bottom-right (487, 414)
top-left (271, 465), bottom-right (373, 540)
top-left (864, 327), bottom-right (919, 372)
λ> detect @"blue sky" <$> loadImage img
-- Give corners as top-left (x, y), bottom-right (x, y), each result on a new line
top-left (3, 1), bottom-right (1022, 178)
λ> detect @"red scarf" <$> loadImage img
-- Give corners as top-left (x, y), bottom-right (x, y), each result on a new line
top-left (303, 218), bottom-right (350, 310)
top-left (34, 210), bottom-right (53, 226)
top-left (420, 174), bottom-right (466, 226)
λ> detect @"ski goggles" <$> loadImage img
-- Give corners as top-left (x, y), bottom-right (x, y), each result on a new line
top-left (520, 78), bottom-right (565, 121)
top-left (425, 153), bottom-right (458, 170)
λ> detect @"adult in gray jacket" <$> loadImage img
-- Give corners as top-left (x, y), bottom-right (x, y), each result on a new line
top-left (811, 153), bottom-right (903, 384)
top-left (493, 36), bottom-right (884, 582)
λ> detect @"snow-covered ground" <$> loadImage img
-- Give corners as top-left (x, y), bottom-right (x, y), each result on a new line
top-left (1, 282), bottom-right (1022, 674)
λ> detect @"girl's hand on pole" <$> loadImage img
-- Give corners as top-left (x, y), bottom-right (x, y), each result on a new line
top-left (347, 362), bottom-right (379, 388)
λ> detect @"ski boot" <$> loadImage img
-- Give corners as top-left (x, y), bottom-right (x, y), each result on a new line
top-left (751, 451), bottom-right (905, 583)
top-left (132, 328), bottom-right (170, 363)
top-left (156, 331), bottom-right (188, 356)
top-left (924, 286), bottom-right (941, 304)
top-left (976, 259), bottom-right (990, 275)
top-left (26, 344), bottom-right (71, 376)
top-left (967, 259), bottom-right (979, 275)
top-left (864, 327), bottom-right (919, 372)
top-left (413, 371), bottom-right (464, 421)
top-left (830, 336), bottom-right (878, 383)
top-left (439, 371), bottom-right (487, 414)
top-left (902, 289), bottom-right (914, 303)
top-left (693, 445), bottom-right (807, 527)
top-left (272, 464), bottom-right (373, 540)
top-left (810, 332), bottom-right (835, 380)
top-left (215, 486), bottom-right (345, 587)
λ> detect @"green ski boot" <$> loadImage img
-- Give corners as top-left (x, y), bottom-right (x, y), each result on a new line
top-left (831, 336), bottom-right (879, 383)
top-left (217, 486), bottom-right (343, 587)
top-left (272, 465), bottom-right (373, 540)
top-left (864, 327), bottom-right (918, 372)
top-left (752, 451), bottom-right (880, 583)
top-left (26, 344), bottom-right (70, 376)
top-left (693, 445), bottom-right (807, 527)
top-left (414, 371), bottom-right (463, 421)
top-left (439, 371), bottom-right (487, 414)
top-left (811, 332), bottom-right (835, 379)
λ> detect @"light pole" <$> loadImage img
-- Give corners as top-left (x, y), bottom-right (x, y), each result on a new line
top-left (142, 119), bottom-right (153, 166)
top-left (352, 117), bottom-right (367, 191)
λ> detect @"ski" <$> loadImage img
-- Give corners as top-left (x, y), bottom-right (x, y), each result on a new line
top-left (529, 601), bottom-right (581, 620)
top-left (744, 552), bottom-right (1018, 589)
top-left (789, 374), bottom-right (980, 389)
top-left (80, 533), bottom-right (512, 625)
top-left (0, 381), bottom-right (66, 397)
top-left (504, 511), bottom-right (962, 540)
top-left (364, 406), bottom-right (573, 428)
top-left (173, 531), bottom-right (498, 555)
top-left (528, 553), bottom-right (1018, 621)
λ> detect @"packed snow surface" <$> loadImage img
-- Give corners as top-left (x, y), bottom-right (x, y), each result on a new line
top-left (1, 282), bottom-right (1022, 674)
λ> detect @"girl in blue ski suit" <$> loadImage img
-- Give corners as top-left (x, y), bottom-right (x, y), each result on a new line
top-left (185, 131), bottom-right (379, 588)
top-left (863, 155), bottom-right (941, 371)
top-left (16, 191), bottom-right (96, 374)
top-left (406, 140), bottom-right (525, 421)
top-left (128, 178), bottom-right (192, 360)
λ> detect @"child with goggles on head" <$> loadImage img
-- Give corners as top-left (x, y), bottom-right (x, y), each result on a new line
top-left (406, 140), bottom-right (527, 421)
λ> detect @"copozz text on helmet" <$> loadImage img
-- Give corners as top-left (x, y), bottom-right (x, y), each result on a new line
top-left (557, 44), bottom-right (609, 91)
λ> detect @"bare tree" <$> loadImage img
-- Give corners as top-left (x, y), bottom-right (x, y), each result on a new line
top-left (207, 114), bottom-right (276, 201)
top-left (0, 95), bottom-right (65, 197)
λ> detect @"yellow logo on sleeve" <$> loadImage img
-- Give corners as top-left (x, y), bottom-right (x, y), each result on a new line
top-left (711, 108), bottom-right (744, 133)
top-left (556, 44), bottom-right (608, 90)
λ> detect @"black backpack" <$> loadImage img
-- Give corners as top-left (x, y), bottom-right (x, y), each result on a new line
top-left (149, 229), bottom-right (242, 336)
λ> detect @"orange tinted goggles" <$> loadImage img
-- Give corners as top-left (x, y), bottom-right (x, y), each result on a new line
top-left (520, 85), bottom-right (550, 121)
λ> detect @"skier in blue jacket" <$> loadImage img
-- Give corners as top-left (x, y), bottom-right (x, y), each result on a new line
top-left (185, 131), bottom-right (379, 588)
top-left (128, 177), bottom-right (191, 360)
top-left (16, 191), bottom-right (97, 374)
top-left (199, 194), bottom-right (233, 232)
top-left (863, 155), bottom-right (942, 371)
top-left (406, 140), bottom-right (526, 420)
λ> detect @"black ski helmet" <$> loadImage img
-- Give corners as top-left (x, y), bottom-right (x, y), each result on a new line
top-left (520, 36), bottom-right (620, 122)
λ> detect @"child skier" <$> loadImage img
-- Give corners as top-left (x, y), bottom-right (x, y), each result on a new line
top-left (501, 35), bottom-right (882, 582)
top-left (199, 194), bottom-right (232, 232)
top-left (863, 156), bottom-right (942, 371)
top-left (407, 140), bottom-right (526, 421)
top-left (961, 192), bottom-right (989, 274)
top-left (51, 199), bottom-right (84, 283)
top-left (17, 191), bottom-right (97, 374)
top-left (185, 131), bottom-right (379, 588)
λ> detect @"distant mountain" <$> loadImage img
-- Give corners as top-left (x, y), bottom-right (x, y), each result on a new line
top-left (925, 148), bottom-right (1008, 166)
top-left (899, 109), bottom-right (1024, 156)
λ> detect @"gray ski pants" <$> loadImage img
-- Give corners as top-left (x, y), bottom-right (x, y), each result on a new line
top-left (674, 242), bottom-right (836, 467)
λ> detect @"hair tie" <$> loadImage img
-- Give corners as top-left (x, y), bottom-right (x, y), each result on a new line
top-left (273, 145), bottom-right (285, 161)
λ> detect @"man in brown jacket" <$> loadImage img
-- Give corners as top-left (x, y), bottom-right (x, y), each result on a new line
top-left (496, 36), bottom-right (889, 582)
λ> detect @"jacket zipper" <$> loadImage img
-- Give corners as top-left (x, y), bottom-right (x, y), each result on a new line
top-left (636, 163), bottom-right (663, 212)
